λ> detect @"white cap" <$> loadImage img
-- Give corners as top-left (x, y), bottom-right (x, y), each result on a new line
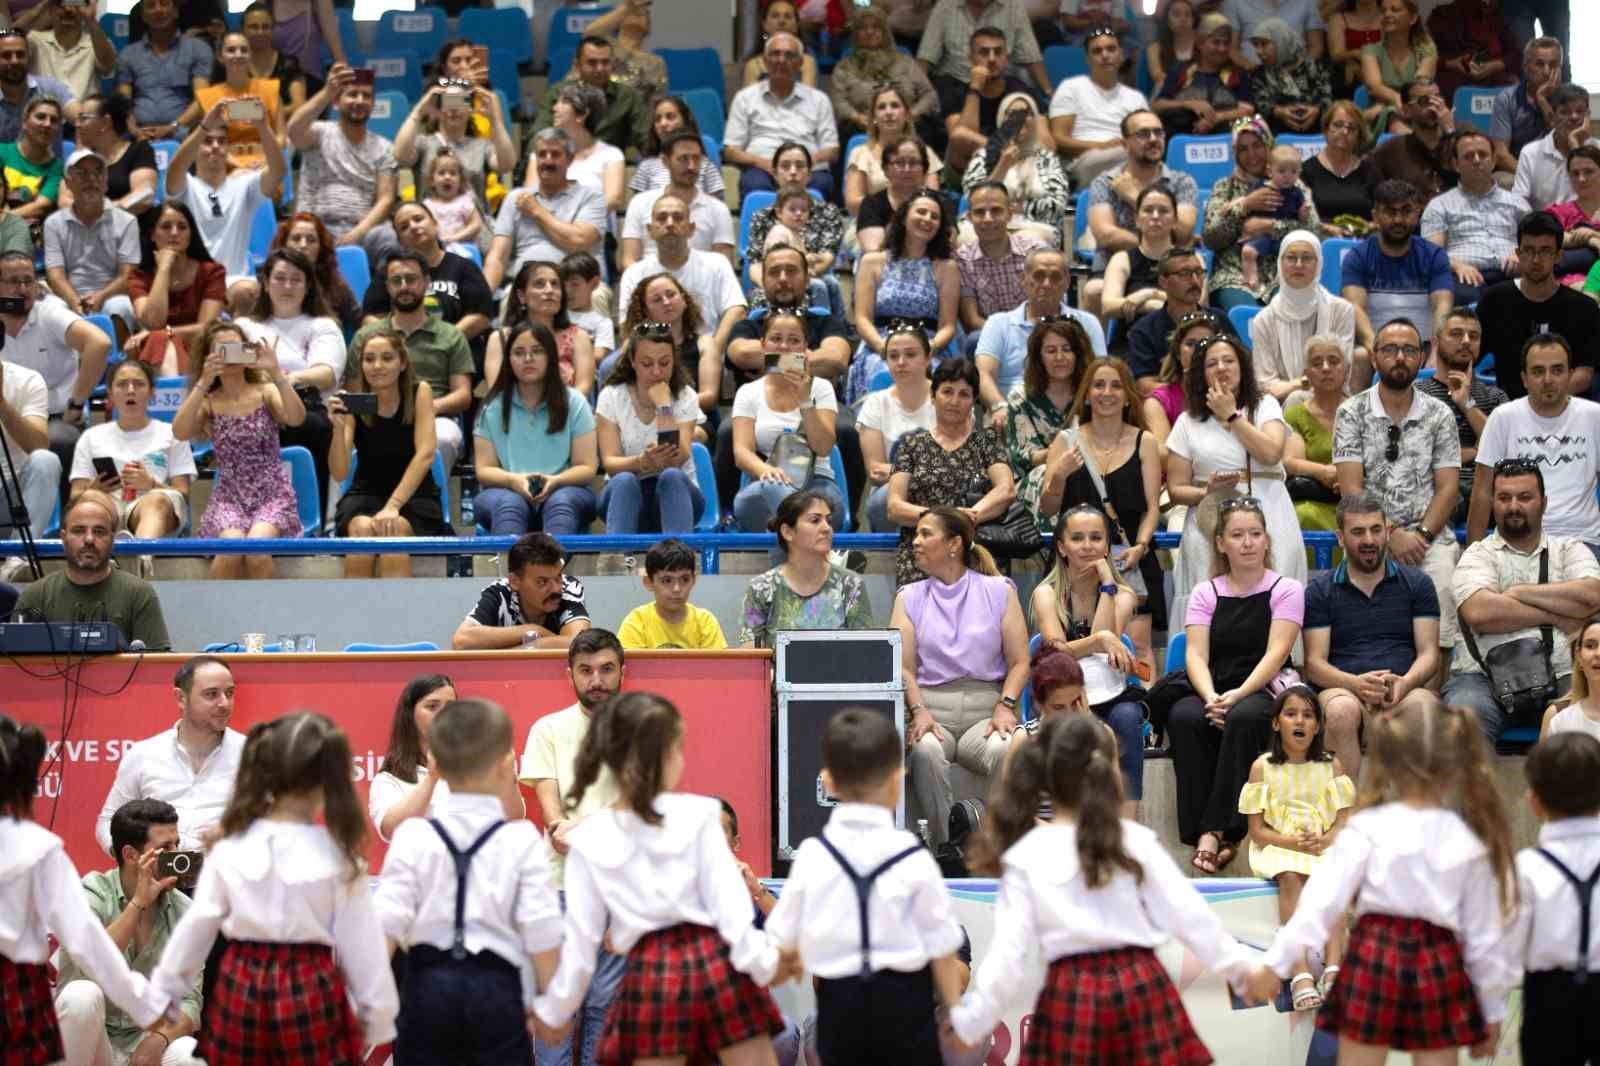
top-left (64, 147), bottom-right (103, 170)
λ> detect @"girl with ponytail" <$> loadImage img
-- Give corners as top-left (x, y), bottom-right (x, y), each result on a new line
top-left (950, 714), bottom-right (1254, 1063)
top-left (0, 714), bottom-right (164, 1061)
top-left (534, 692), bottom-right (791, 1060)
top-left (148, 712), bottom-right (399, 1063)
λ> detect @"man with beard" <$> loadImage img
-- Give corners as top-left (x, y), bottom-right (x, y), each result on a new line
top-left (348, 251), bottom-right (472, 474)
top-left (532, 36), bottom-right (648, 155)
top-left (1339, 179), bottom-right (1455, 346)
top-left (18, 0), bottom-right (116, 106)
top-left (0, 28), bottom-right (73, 143)
top-left (484, 127), bottom-right (604, 291)
top-left (519, 627), bottom-right (625, 1066)
top-left (1371, 80), bottom-right (1457, 200)
top-left (1049, 36), bottom-right (1150, 187)
top-left (452, 531), bottom-right (591, 650)
top-left (1476, 210), bottom-right (1600, 400)
top-left (1448, 456), bottom-right (1600, 742)
top-left (112, 0), bottom-right (209, 142)
top-left (15, 489), bottom-right (168, 647)
top-left (1304, 490), bottom-right (1444, 779)
top-left (1469, 333), bottom-right (1600, 553)
top-left (619, 132), bottom-right (734, 272)
top-left (1333, 317), bottom-right (1461, 685)
top-left (1416, 307), bottom-right (1507, 524)
top-left (1126, 245), bottom-right (1208, 388)
top-left (287, 62), bottom-right (400, 265)
top-left (363, 202), bottom-right (493, 372)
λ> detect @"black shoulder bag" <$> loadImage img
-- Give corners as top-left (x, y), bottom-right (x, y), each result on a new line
top-left (1456, 547), bottom-right (1558, 725)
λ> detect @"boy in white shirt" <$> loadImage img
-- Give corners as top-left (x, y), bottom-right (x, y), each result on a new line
top-left (765, 708), bottom-right (965, 1066)
top-left (375, 698), bottom-right (563, 1066)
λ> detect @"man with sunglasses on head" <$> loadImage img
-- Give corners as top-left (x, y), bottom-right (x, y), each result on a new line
top-left (1127, 245), bottom-right (1208, 391)
top-left (1332, 316), bottom-right (1462, 687)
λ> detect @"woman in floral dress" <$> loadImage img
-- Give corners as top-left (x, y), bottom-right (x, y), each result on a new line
top-left (1003, 317), bottom-right (1091, 534)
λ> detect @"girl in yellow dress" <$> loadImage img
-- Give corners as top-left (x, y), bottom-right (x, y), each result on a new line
top-left (1239, 685), bottom-right (1355, 1012)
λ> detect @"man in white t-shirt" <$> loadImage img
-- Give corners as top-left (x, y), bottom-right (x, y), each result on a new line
top-left (0, 355), bottom-right (56, 572)
top-left (619, 132), bottom-right (734, 271)
top-left (1469, 332), bottom-right (1600, 555)
top-left (615, 194), bottom-right (745, 350)
top-left (1047, 29), bottom-right (1148, 185)
top-left (520, 629), bottom-right (626, 1066)
top-left (166, 100), bottom-right (285, 314)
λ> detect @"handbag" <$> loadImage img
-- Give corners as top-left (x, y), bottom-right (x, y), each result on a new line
top-left (1457, 547), bottom-right (1558, 724)
top-left (1286, 474), bottom-right (1339, 504)
top-left (1063, 428), bottom-right (1149, 600)
top-left (767, 429), bottom-right (816, 486)
top-left (1195, 456), bottom-right (1252, 539)
top-left (963, 477), bottom-right (1042, 560)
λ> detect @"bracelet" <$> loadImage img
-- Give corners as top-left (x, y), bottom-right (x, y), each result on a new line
top-left (150, 1033), bottom-right (170, 1048)
top-left (908, 702), bottom-right (927, 714)
top-left (1226, 410), bottom-right (1241, 423)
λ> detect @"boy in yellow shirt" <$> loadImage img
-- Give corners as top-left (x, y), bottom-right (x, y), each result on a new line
top-left (616, 539), bottom-right (728, 649)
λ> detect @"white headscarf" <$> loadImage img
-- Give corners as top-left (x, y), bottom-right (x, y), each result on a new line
top-left (1254, 230), bottom-right (1351, 383)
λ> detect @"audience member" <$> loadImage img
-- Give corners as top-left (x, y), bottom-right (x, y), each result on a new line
top-left (16, 483), bottom-right (164, 631)
top-left (844, 84), bottom-right (942, 219)
top-left (616, 538), bottom-right (726, 650)
top-left (596, 322), bottom-right (703, 534)
top-left (484, 128), bottom-right (605, 290)
top-left (1168, 496), bottom-right (1305, 874)
top-left (1148, 0), bottom-right (1200, 89)
top-left (113, 0), bottom-right (211, 140)
top-left (171, 320), bottom-right (304, 578)
top-left (937, 25), bottom-right (1035, 173)
top-left (1142, 309), bottom-right (1221, 447)
top-left (349, 251), bottom-right (473, 474)
top-left (367, 202), bottom-right (494, 362)
top-left (852, 136), bottom-right (936, 256)
top-left (1302, 101), bottom-right (1380, 231)
top-left (741, 0), bottom-right (820, 86)
top-left (955, 182), bottom-right (1040, 350)
top-left (452, 531), bottom-right (590, 650)
top-left (1008, 316), bottom-right (1091, 528)
top-left (749, 143), bottom-right (848, 271)
top-left (973, 248), bottom-right (1105, 414)
top-left (329, 327), bottom-right (451, 578)
top-left (852, 192), bottom-right (962, 404)
top-left (1127, 246), bottom-right (1209, 387)
top-left (1422, 128), bottom-right (1530, 303)
top-left (739, 488), bottom-right (872, 646)
top-left (1086, 112), bottom-right (1197, 294)
top-left (1101, 184), bottom-right (1182, 337)
top-left (1339, 178), bottom-right (1453, 344)
top-left (0, 333), bottom-right (57, 555)
top-left (830, 6), bottom-right (940, 145)
top-left (22, 0), bottom-right (116, 106)
top-left (1249, 17), bottom-right (1333, 135)
top-left (615, 198), bottom-right (745, 356)
top-left (287, 63), bottom-right (400, 265)
top-left (615, 273), bottom-right (722, 420)
top-left (1251, 231), bottom-right (1359, 401)
top-left (1048, 30), bottom-right (1148, 185)
top-left (1449, 456), bottom-right (1600, 742)
top-left (1228, 0), bottom-right (1328, 64)
top-left (1541, 622), bottom-right (1600, 738)
top-left (69, 361), bottom-right (193, 539)
top-left (533, 35), bottom-right (647, 154)
top-left (0, 94), bottom-right (64, 224)
top-left (619, 132), bottom-right (734, 270)
top-left (1332, 316), bottom-right (1461, 675)
top-left (549, 80), bottom-right (625, 221)
top-left (486, 260), bottom-right (597, 397)
top-left (473, 318), bottom-right (598, 537)
top-left (1469, 333), bottom-right (1600, 550)
top-left (629, 95), bottom-right (724, 197)
top-left (1478, 211), bottom-right (1600, 399)
top-left (54, 799), bottom-right (202, 1066)
top-left (1370, 79), bottom-right (1456, 199)
top-left (1427, 0), bottom-right (1514, 104)
top-left (895, 506), bottom-right (1028, 844)
top-left (0, 165), bottom-right (36, 259)
top-left (960, 92), bottom-right (1069, 248)
top-left (1304, 491), bottom-right (1443, 779)
top-left (269, 211), bottom-right (364, 331)
top-left (1327, 0), bottom-right (1383, 91)
top-left (1489, 35), bottom-right (1562, 176)
top-left (585, 0), bottom-right (668, 101)
top-left (724, 33), bottom-right (838, 200)
top-left (1551, 145), bottom-right (1600, 285)
top-left (238, 1), bottom-right (307, 111)
top-left (724, 243), bottom-right (851, 382)
top-left (859, 328), bottom-right (937, 533)
top-left (44, 148), bottom-right (139, 327)
top-left (1415, 307), bottom-right (1504, 523)
top-left (1151, 13), bottom-right (1255, 138)
top-left (1282, 334), bottom-right (1348, 531)
top-left (73, 94), bottom-right (158, 216)
top-left (1512, 83), bottom-right (1589, 211)
top-left (919, 0), bottom-right (1047, 107)
top-left (1358, 0), bottom-right (1437, 134)
top-left (177, 32), bottom-right (283, 173)
top-left (393, 82), bottom-right (516, 234)
top-left (559, 252), bottom-right (613, 353)
top-left (1204, 118), bottom-right (1322, 311)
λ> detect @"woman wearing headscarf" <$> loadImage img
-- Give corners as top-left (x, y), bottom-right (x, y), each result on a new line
top-left (960, 92), bottom-right (1070, 248)
top-left (1152, 12), bottom-right (1256, 137)
top-left (830, 6), bottom-right (942, 148)
top-left (1248, 231), bottom-right (1361, 402)
top-left (1202, 117), bottom-right (1322, 311)
top-left (1248, 18), bottom-right (1333, 136)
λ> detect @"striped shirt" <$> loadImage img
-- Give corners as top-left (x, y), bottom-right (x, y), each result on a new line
top-left (1420, 184), bottom-right (1530, 271)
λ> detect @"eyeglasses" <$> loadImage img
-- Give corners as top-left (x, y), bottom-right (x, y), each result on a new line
top-left (1520, 245), bottom-right (1561, 260)
top-left (1164, 266), bottom-right (1206, 279)
top-left (887, 157), bottom-right (924, 169)
top-left (207, 192), bottom-right (221, 218)
top-left (1375, 343), bottom-right (1422, 359)
top-left (1128, 127), bottom-right (1165, 140)
top-left (1385, 424), bottom-right (1403, 462)
top-left (1279, 252), bottom-right (1317, 267)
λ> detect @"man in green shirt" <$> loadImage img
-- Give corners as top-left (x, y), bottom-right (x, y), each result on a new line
top-left (348, 250), bottom-right (473, 472)
top-left (55, 798), bottom-right (203, 1065)
top-left (533, 36), bottom-right (648, 156)
top-left (16, 489), bottom-right (171, 650)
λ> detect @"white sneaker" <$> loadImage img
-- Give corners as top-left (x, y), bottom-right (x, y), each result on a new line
top-left (0, 556), bottom-right (30, 582)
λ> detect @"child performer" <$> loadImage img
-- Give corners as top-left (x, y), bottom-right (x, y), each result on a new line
top-left (375, 698), bottom-right (564, 1066)
top-left (530, 692), bottom-right (792, 1064)
top-left (766, 708), bottom-right (967, 1066)
top-left (1244, 700), bottom-right (1518, 1061)
top-left (147, 712), bottom-right (399, 1064)
top-left (1510, 731), bottom-right (1600, 1065)
top-left (1238, 685), bottom-right (1355, 1011)
top-left (948, 714), bottom-right (1254, 1065)
top-left (1, 715), bottom-right (163, 1063)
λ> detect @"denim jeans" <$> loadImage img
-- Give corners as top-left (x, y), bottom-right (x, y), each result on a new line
top-left (865, 483), bottom-right (894, 532)
top-left (1095, 697), bottom-right (1146, 800)
top-left (533, 892), bottom-right (628, 1066)
top-left (0, 449), bottom-right (62, 538)
top-left (598, 468), bottom-right (705, 533)
top-left (732, 474), bottom-right (846, 533)
top-left (476, 485), bottom-right (597, 536)
top-left (1443, 669), bottom-right (1571, 743)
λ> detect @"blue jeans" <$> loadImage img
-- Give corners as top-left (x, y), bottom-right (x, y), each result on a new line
top-left (476, 485), bottom-right (597, 536)
top-left (865, 483), bottom-right (894, 533)
top-left (1442, 668), bottom-right (1570, 743)
top-left (733, 474), bottom-right (846, 533)
top-left (598, 469), bottom-right (705, 534)
top-left (595, 348), bottom-right (622, 392)
top-left (534, 893), bottom-right (628, 1066)
top-left (1093, 697), bottom-right (1146, 800)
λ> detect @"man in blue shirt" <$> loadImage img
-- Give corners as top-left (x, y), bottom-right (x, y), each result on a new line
top-left (113, 0), bottom-right (212, 140)
top-left (973, 248), bottom-right (1105, 425)
top-left (1339, 178), bottom-right (1454, 349)
top-left (0, 31), bottom-right (71, 144)
top-left (1490, 35), bottom-right (1563, 176)
top-left (1303, 490), bottom-right (1443, 779)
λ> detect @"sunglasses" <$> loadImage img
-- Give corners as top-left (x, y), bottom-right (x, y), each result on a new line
top-left (631, 320), bottom-right (673, 340)
top-left (1386, 423), bottom-right (1403, 462)
top-left (1219, 496), bottom-right (1264, 514)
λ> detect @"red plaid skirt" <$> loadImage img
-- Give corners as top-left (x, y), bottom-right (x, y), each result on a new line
top-left (1318, 913), bottom-right (1487, 1050)
top-left (0, 954), bottom-right (62, 1066)
top-left (199, 940), bottom-right (366, 1066)
top-left (597, 922), bottom-right (785, 1066)
top-left (1021, 946), bottom-right (1212, 1066)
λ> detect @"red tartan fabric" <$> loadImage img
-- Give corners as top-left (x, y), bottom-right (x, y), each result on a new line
top-left (1318, 912), bottom-right (1488, 1050)
top-left (1020, 946), bottom-right (1212, 1066)
top-left (199, 941), bottom-right (365, 1066)
top-left (0, 955), bottom-right (63, 1066)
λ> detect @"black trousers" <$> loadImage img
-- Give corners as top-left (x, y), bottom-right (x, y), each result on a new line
top-left (395, 945), bottom-right (533, 1066)
top-left (1523, 969), bottom-right (1600, 1065)
top-left (1167, 691), bottom-right (1275, 846)
top-left (816, 968), bottom-right (942, 1066)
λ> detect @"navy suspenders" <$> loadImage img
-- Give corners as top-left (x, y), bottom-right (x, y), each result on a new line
top-left (1536, 847), bottom-right (1600, 982)
top-left (816, 834), bottom-right (924, 979)
top-left (428, 818), bottom-right (508, 961)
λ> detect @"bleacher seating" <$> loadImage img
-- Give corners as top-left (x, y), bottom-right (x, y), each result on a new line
top-left (659, 48), bottom-right (725, 102)
top-left (1320, 237), bottom-right (1360, 294)
top-left (545, 4), bottom-right (613, 74)
top-left (690, 442), bottom-right (721, 532)
top-left (458, 6), bottom-right (534, 69)
top-left (368, 90), bottom-right (408, 141)
top-left (1228, 305), bottom-right (1261, 347)
top-left (283, 447), bottom-right (323, 537)
top-left (374, 5), bottom-right (448, 63)
top-left (349, 52), bottom-right (425, 102)
top-left (681, 88), bottom-right (725, 147)
top-left (1453, 86), bottom-right (1500, 134)
top-left (1042, 45), bottom-right (1087, 85)
top-left (337, 246), bottom-right (372, 305)
top-left (1166, 134), bottom-right (1232, 189)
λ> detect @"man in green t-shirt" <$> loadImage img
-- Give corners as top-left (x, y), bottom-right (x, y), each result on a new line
top-left (16, 489), bottom-right (172, 650)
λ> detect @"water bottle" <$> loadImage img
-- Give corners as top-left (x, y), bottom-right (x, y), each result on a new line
top-left (916, 819), bottom-right (932, 848)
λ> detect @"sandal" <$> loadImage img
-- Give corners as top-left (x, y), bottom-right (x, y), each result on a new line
top-left (1191, 833), bottom-right (1221, 875)
top-left (1291, 973), bottom-right (1322, 1012)
top-left (1318, 965), bottom-right (1340, 1000)
top-left (1213, 842), bottom-right (1237, 870)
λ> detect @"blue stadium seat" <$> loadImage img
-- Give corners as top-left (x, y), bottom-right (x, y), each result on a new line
top-left (1353, 85), bottom-right (1370, 108)
top-left (458, 7), bottom-right (533, 69)
top-left (375, 6), bottom-right (448, 63)
top-left (485, 49), bottom-right (521, 112)
top-left (83, 312), bottom-right (121, 366)
top-left (336, 246), bottom-right (372, 305)
top-left (99, 13), bottom-right (130, 49)
top-left (150, 139), bottom-right (178, 204)
top-left (690, 441), bottom-right (720, 532)
top-left (147, 377), bottom-right (189, 423)
top-left (322, 7), bottom-right (360, 69)
top-left (42, 496), bottom-right (60, 538)
top-left (832, 445), bottom-right (851, 530)
top-left (738, 190), bottom-right (777, 266)
top-left (368, 90), bottom-right (408, 142)
top-left (1320, 237), bottom-right (1360, 294)
top-left (1135, 48), bottom-right (1154, 97)
top-left (1453, 86), bottom-right (1500, 134)
top-left (868, 369), bottom-right (892, 392)
top-left (1166, 134), bottom-right (1232, 189)
top-left (681, 88), bottom-right (724, 147)
top-left (247, 200), bottom-right (276, 269)
top-left (1277, 134), bottom-right (1326, 160)
top-left (1070, 187), bottom-right (1092, 263)
top-left (1165, 631), bottom-right (1187, 674)
top-left (700, 134), bottom-right (721, 165)
top-left (659, 47), bottom-right (724, 101)
top-left (282, 446), bottom-right (322, 537)
top-left (343, 641), bottom-right (441, 652)
top-left (455, 242), bottom-right (483, 268)
top-left (1228, 305), bottom-right (1261, 348)
top-left (547, 45), bottom-right (576, 84)
top-left (348, 52), bottom-right (424, 103)
top-left (1043, 45), bottom-right (1087, 84)
top-left (844, 132), bottom-right (867, 169)
top-left (546, 4), bottom-right (613, 74)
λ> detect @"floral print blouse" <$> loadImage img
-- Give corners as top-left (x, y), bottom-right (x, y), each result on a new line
top-left (747, 201), bottom-right (848, 259)
top-left (1003, 392), bottom-right (1076, 534)
top-left (891, 426), bottom-right (1007, 586)
top-left (961, 147), bottom-right (1072, 230)
top-left (1202, 173), bottom-right (1322, 301)
top-left (739, 564), bottom-right (874, 648)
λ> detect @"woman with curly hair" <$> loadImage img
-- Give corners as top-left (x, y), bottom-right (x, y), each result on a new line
top-left (616, 272), bottom-right (721, 424)
top-left (849, 190), bottom-right (959, 404)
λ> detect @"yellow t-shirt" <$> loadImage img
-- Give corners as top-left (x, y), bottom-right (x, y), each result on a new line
top-left (617, 603), bottom-right (728, 651)
top-left (519, 703), bottom-right (620, 886)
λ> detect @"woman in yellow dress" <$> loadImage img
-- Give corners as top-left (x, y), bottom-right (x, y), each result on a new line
top-left (1239, 685), bottom-right (1356, 1012)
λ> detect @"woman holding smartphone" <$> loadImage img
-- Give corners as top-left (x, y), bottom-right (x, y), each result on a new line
top-left (595, 321), bottom-right (705, 534)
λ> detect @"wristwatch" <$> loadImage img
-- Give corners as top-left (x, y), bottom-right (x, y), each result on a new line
top-left (1226, 410), bottom-right (1241, 423)
top-left (1412, 524), bottom-right (1436, 544)
top-left (67, 398), bottom-right (85, 411)
top-left (1099, 582), bottom-right (1119, 597)
top-left (998, 694), bottom-right (1018, 709)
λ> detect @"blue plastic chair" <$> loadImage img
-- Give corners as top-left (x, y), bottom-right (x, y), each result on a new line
top-left (547, 45), bottom-right (576, 84)
top-left (99, 13), bottom-right (130, 49)
top-left (1320, 237), bottom-right (1360, 294)
top-left (247, 199), bottom-right (277, 269)
top-left (738, 190), bottom-right (777, 266)
top-left (831, 445), bottom-right (851, 530)
top-left (146, 377), bottom-right (189, 424)
top-left (546, 4), bottom-right (612, 74)
top-left (42, 496), bottom-right (61, 537)
top-left (659, 47), bottom-right (724, 100)
top-left (367, 91), bottom-right (408, 143)
top-left (1043, 45), bottom-right (1087, 84)
top-left (281, 446), bottom-right (322, 537)
top-left (375, 6), bottom-right (448, 63)
top-left (1070, 187), bottom-right (1092, 264)
top-left (336, 245), bottom-right (372, 305)
top-left (322, 7), bottom-right (360, 69)
top-left (690, 441), bottom-right (720, 532)
top-left (1277, 134), bottom-right (1326, 160)
top-left (1453, 86), bottom-right (1500, 134)
top-left (83, 312), bottom-right (122, 366)
top-left (681, 88), bottom-right (724, 147)
top-left (1166, 134), bottom-right (1232, 189)
top-left (459, 7), bottom-right (533, 68)
top-left (1165, 631), bottom-right (1187, 675)
top-left (485, 49), bottom-right (521, 112)
top-left (700, 134), bottom-right (721, 166)
top-left (348, 52), bottom-right (424, 103)
top-left (1135, 48), bottom-right (1154, 97)
top-left (1228, 305), bottom-right (1261, 348)
top-left (456, 242), bottom-right (483, 268)
top-left (149, 139), bottom-right (178, 205)
top-left (342, 641), bottom-right (441, 652)
top-left (868, 369), bottom-right (893, 392)
top-left (844, 132), bottom-right (867, 169)
top-left (1353, 85), bottom-right (1371, 109)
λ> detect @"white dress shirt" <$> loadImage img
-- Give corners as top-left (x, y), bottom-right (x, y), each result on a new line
top-left (949, 819), bottom-right (1254, 1045)
top-left (0, 817), bottom-right (157, 1028)
top-left (765, 803), bottom-right (963, 979)
top-left (94, 725), bottom-right (247, 854)
top-left (146, 819), bottom-right (399, 1046)
top-left (724, 81), bottom-right (839, 164)
top-left (1260, 803), bottom-right (1516, 1023)
top-left (374, 792), bottom-right (563, 1005)
top-left (1511, 816), bottom-right (1600, 975)
top-left (367, 767), bottom-right (451, 842)
top-left (1511, 132), bottom-right (1574, 212)
top-left (532, 793), bottom-right (780, 1027)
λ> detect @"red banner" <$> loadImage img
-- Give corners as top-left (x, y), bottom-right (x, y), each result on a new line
top-left (2, 650), bottom-right (775, 875)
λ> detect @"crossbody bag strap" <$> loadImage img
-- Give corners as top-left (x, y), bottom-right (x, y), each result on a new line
top-left (816, 834), bottom-right (925, 979)
top-left (428, 818), bottom-right (509, 960)
top-left (1540, 547), bottom-right (1555, 662)
top-left (1536, 847), bottom-right (1600, 979)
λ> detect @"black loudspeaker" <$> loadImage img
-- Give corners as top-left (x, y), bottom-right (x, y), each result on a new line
top-left (776, 692), bottom-right (905, 858)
